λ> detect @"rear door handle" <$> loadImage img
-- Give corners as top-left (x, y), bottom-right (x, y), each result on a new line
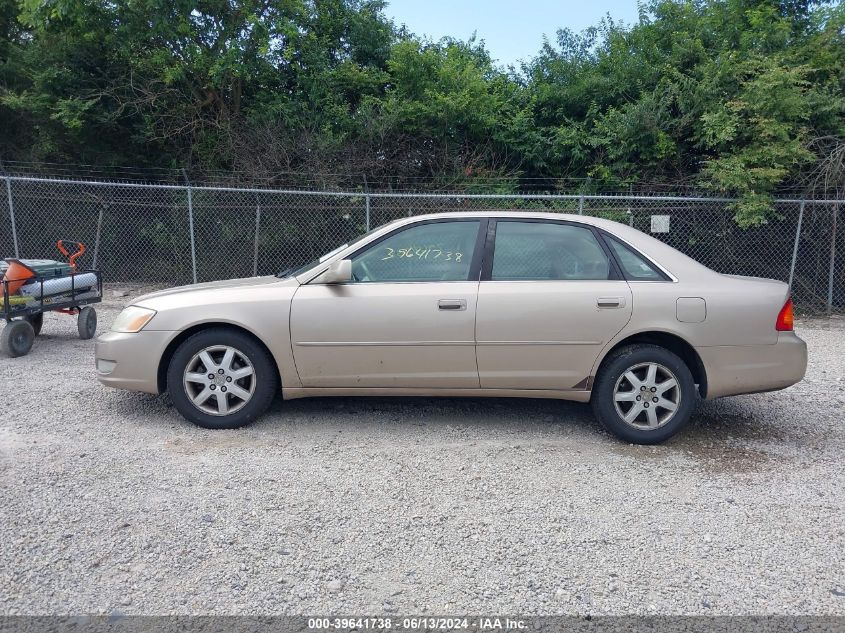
top-left (438, 299), bottom-right (466, 311)
top-left (597, 296), bottom-right (625, 309)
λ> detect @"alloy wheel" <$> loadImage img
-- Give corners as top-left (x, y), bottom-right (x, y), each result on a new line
top-left (182, 345), bottom-right (256, 416)
top-left (612, 362), bottom-right (681, 430)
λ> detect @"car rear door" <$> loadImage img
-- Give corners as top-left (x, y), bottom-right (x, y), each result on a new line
top-left (290, 218), bottom-right (486, 389)
top-left (475, 219), bottom-right (633, 390)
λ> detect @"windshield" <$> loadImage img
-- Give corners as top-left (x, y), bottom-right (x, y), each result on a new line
top-left (275, 225), bottom-right (385, 278)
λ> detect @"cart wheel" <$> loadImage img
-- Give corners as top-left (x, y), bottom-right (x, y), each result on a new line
top-left (1, 320), bottom-right (35, 357)
top-left (25, 312), bottom-right (44, 336)
top-left (78, 307), bottom-right (97, 340)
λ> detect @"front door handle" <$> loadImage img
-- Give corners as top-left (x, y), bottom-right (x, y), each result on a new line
top-left (597, 296), bottom-right (625, 309)
top-left (438, 299), bottom-right (466, 311)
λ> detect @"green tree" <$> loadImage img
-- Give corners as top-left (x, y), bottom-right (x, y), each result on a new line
top-left (0, 0), bottom-right (841, 214)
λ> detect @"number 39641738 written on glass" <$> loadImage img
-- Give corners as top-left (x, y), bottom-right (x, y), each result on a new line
top-left (381, 247), bottom-right (464, 262)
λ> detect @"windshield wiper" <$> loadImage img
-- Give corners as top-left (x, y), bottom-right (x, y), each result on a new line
top-left (276, 267), bottom-right (294, 278)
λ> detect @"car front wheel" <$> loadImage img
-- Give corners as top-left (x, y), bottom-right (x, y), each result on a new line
top-left (167, 328), bottom-right (277, 429)
top-left (592, 344), bottom-right (697, 444)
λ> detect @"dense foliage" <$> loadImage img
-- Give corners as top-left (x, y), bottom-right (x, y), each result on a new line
top-left (0, 0), bottom-right (843, 224)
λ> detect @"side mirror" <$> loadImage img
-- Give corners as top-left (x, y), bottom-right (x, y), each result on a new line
top-left (314, 259), bottom-right (352, 284)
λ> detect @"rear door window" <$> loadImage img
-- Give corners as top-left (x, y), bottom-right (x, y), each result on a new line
top-left (491, 221), bottom-right (610, 281)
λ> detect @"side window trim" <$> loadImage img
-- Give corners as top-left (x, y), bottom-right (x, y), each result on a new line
top-left (480, 218), bottom-right (623, 282)
top-left (590, 225), bottom-right (625, 281)
top-left (596, 229), bottom-right (673, 282)
top-left (323, 217), bottom-right (488, 284)
top-left (480, 218), bottom-right (497, 281)
top-left (467, 217), bottom-right (490, 282)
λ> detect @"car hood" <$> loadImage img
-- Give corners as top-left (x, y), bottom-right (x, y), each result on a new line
top-left (134, 276), bottom-right (293, 307)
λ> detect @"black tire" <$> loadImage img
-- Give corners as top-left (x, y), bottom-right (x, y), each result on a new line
top-left (25, 312), bottom-right (44, 336)
top-left (77, 306), bottom-right (97, 340)
top-left (166, 327), bottom-right (277, 429)
top-left (591, 343), bottom-right (697, 444)
top-left (1, 320), bottom-right (35, 358)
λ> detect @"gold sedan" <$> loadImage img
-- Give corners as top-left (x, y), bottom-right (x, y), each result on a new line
top-left (96, 212), bottom-right (806, 444)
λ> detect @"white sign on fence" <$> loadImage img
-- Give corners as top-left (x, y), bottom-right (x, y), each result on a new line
top-left (651, 214), bottom-right (671, 233)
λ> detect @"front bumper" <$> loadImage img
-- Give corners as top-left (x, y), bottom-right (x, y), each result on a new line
top-left (697, 331), bottom-right (808, 399)
top-left (95, 330), bottom-right (176, 394)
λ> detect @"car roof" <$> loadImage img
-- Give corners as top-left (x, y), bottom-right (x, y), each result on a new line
top-left (389, 210), bottom-right (616, 228)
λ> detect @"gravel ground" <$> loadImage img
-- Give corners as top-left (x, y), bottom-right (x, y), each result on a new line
top-left (1, 286), bottom-right (844, 616)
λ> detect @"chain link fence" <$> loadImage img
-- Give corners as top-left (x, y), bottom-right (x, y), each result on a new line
top-left (1, 175), bottom-right (842, 314)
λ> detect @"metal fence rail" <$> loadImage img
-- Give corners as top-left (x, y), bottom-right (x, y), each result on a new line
top-left (1, 175), bottom-right (842, 314)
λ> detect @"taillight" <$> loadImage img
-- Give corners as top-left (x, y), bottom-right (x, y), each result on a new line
top-left (776, 298), bottom-right (794, 331)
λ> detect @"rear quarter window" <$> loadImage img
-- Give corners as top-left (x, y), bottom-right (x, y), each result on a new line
top-left (604, 234), bottom-right (668, 281)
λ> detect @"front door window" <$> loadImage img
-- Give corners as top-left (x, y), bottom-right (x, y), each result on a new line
top-left (350, 220), bottom-right (481, 283)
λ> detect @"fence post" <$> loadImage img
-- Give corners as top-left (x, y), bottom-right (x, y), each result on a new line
top-left (182, 169), bottom-right (198, 284)
top-left (253, 194), bottom-right (261, 277)
top-left (828, 203), bottom-right (839, 315)
top-left (365, 193), bottom-right (371, 231)
top-left (787, 200), bottom-right (805, 291)
top-left (578, 194), bottom-right (584, 216)
top-left (93, 204), bottom-right (106, 270)
top-left (5, 176), bottom-right (19, 257)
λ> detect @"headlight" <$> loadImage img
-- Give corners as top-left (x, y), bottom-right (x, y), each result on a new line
top-left (111, 306), bottom-right (157, 333)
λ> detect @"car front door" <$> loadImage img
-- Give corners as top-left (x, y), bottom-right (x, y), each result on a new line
top-left (475, 219), bottom-right (633, 390)
top-left (290, 218), bottom-right (486, 388)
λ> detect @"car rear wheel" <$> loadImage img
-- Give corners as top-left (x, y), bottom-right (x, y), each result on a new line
top-left (167, 328), bottom-right (277, 429)
top-left (592, 344), bottom-right (696, 444)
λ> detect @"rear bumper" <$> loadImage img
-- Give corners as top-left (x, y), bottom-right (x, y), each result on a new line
top-left (697, 332), bottom-right (807, 399)
top-left (95, 330), bottom-right (175, 394)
